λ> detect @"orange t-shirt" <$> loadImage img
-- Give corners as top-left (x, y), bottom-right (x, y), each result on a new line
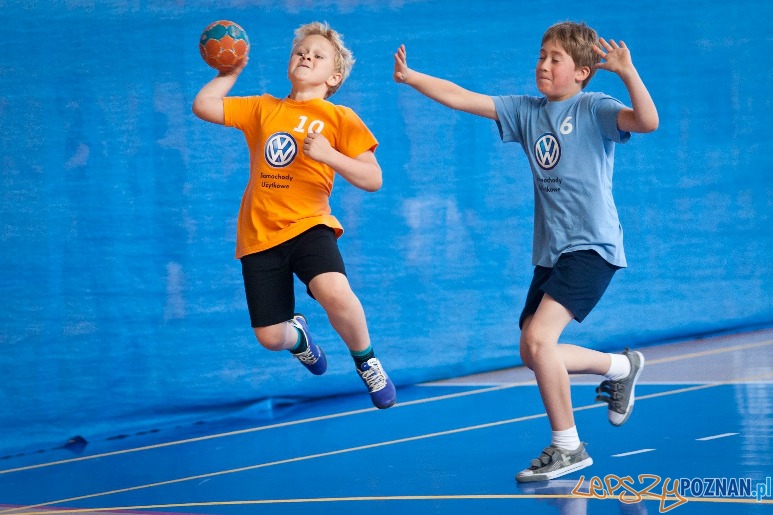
top-left (223, 94), bottom-right (378, 258)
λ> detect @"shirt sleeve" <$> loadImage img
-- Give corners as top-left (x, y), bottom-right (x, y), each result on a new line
top-left (492, 95), bottom-right (523, 144)
top-left (223, 95), bottom-right (261, 131)
top-left (591, 94), bottom-right (631, 144)
top-left (337, 107), bottom-right (378, 157)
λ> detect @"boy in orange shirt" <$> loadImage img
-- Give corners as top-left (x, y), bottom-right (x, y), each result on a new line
top-left (193, 21), bottom-right (396, 409)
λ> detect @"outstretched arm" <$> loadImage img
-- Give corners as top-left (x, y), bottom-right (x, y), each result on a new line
top-left (393, 44), bottom-right (498, 120)
top-left (192, 59), bottom-right (248, 124)
top-left (594, 39), bottom-right (659, 133)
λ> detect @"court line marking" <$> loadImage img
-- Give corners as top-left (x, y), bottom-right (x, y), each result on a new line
top-left (4, 371), bottom-right (771, 515)
top-left (644, 338), bottom-right (773, 365)
top-left (0, 382), bottom-right (533, 476)
top-left (611, 448), bottom-right (656, 457)
top-left (8, 492), bottom-right (773, 514)
top-left (696, 432), bottom-right (739, 441)
top-left (420, 338), bottom-right (773, 387)
top-left (2, 337), bottom-right (770, 476)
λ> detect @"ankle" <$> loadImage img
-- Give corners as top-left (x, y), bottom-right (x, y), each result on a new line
top-left (604, 353), bottom-right (631, 381)
top-left (552, 426), bottom-right (581, 451)
top-left (351, 345), bottom-right (374, 367)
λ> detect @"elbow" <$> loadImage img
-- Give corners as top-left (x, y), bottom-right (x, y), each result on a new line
top-left (191, 98), bottom-right (204, 120)
top-left (364, 177), bottom-right (383, 192)
top-left (643, 116), bottom-right (659, 133)
top-left (630, 116), bottom-right (659, 134)
top-left (642, 110), bottom-right (660, 133)
top-left (364, 165), bottom-right (383, 192)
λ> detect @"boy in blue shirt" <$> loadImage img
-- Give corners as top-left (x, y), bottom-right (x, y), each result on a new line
top-left (393, 21), bottom-right (658, 481)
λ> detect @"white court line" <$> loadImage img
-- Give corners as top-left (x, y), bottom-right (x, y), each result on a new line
top-left (4, 337), bottom-right (770, 476)
top-left (422, 380), bottom-right (773, 387)
top-left (611, 448), bottom-right (656, 457)
top-left (0, 382), bottom-right (532, 476)
top-left (4, 371), bottom-right (772, 515)
top-left (696, 432), bottom-right (739, 441)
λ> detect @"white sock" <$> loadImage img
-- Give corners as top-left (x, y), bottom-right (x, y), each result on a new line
top-left (604, 353), bottom-right (631, 381)
top-left (552, 426), bottom-right (581, 451)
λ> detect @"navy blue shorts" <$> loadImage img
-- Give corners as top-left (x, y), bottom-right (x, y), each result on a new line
top-left (519, 250), bottom-right (621, 329)
top-left (240, 225), bottom-right (346, 328)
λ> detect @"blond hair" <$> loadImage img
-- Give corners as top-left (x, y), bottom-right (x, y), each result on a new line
top-left (292, 21), bottom-right (354, 97)
top-left (542, 21), bottom-right (600, 89)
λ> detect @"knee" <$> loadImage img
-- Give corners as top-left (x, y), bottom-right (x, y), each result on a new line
top-left (519, 344), bottom-right (533, 370)
top-left (253, 324), bottom-right (290, 351)
top-left (312, 275), bottom-right (355, 311)
top-left (519, 329), bottom-right (550, 364)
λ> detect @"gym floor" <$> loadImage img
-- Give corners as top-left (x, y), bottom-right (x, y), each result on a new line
top-left (1, 328), bottom-right (771, 514)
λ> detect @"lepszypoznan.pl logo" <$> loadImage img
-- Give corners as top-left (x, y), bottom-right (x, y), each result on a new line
top-left (572, 474), bottom-right (772, 512)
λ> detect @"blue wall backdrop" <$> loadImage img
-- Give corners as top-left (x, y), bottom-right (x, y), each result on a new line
top-left (1, 0), bottom-right (771, 455)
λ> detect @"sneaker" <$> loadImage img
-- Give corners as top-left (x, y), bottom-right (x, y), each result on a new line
top-left (595, 348), bottom-right (645, 426)
top-left (357, 358), bottom-right (396, 409)
top-left (289, 314), bottom-right (327, 376)
top-left (515, 443), bottom-right (593, 483)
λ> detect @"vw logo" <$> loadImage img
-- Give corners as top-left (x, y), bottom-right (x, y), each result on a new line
top-left (534, 133), bottom-right (561, 170)
top-left (264, 132), bottom-right (298, 168)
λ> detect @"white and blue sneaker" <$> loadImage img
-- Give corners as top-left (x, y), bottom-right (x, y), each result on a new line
top-left (289, 314), bottom-right (327, 376)
top-left (357, 358), bottom-right (396, 409)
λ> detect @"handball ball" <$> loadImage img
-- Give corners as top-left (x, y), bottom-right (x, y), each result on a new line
top-left (199, 20), bottom-right (250, 73)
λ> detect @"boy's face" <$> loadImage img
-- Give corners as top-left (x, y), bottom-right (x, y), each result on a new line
top-left (287, 35), bottom-right (341, 92)
top-left (535, 39), bottom-right (589, 101)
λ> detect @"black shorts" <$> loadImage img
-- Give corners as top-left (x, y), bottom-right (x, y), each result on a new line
top-left (240, 225), bottom-right (346, 328)
top-left (519, 250), bottom-right (621, 329)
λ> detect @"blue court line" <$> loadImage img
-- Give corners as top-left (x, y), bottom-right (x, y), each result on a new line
top-left (5, 371), bottom-right (772, 515)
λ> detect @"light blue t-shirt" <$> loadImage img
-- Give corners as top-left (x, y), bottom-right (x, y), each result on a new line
top-left (493, 91), bottom-right (631, 268)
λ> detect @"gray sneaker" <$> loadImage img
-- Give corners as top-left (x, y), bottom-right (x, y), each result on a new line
top-left (595, 348), bottom-right (645, 426)
top-left (516, 443), bottom-right (593, 483)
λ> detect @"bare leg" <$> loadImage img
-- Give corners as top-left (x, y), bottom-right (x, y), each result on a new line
top-left (519, 294), bottom-right (575, 431)
top-left (252, 321), bottom-right (298, 351)
top-left (558, 344), bottom-right (612, 375)
top-left (308, 272), bottom-right (370, 353)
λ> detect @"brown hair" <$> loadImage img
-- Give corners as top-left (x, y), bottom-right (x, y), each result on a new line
top-left (542, 21), bottom-right (600, 88)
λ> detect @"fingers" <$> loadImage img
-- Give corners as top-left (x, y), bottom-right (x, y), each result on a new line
top-left (597, 37), bottom-right (619, 51)
top-left (393, 45), bottom-right (407, 66)
top-left (597, 38), bottom-right (628, 52)
top-left (304, 132), bottom-right (318, 145)
top-left (393, 44), bottom-right (409, 83)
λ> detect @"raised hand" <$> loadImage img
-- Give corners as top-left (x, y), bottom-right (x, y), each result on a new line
top-left (593, 38), bottom-right (634, 76)
top-left (393, 44), bottom-right (410, 83)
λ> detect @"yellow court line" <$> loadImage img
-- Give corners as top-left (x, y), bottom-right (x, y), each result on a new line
top-left (8, 492), bottom-right (773, 514)
top-left (2, 336), bottom-right (770, 476)
top-left (644, 338), bottom-right (773, 365)
top-left (4, 370), bottom-right (772, 515)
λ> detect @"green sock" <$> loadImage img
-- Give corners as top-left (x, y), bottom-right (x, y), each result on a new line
top-left (289, 326), bottom-right (308, 354)
top-left (351, 345), bottom-right (374, 366)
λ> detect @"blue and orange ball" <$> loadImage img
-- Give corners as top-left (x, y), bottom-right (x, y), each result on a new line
top-left (199, 21), bottom-right (250, 73)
